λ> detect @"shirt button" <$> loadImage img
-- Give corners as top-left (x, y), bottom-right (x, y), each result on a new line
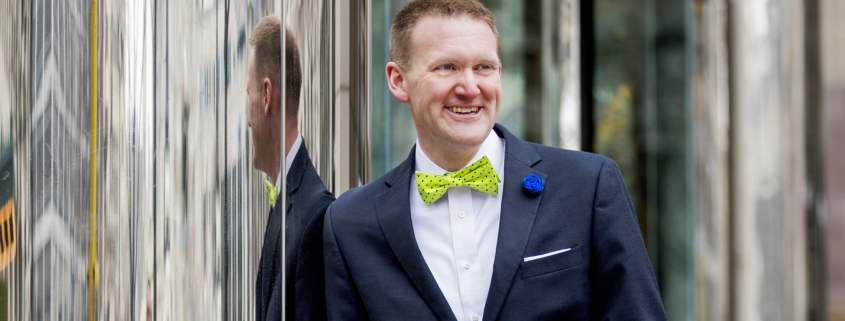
top-left (458, 211), bottom-right (465, 218)
top-left (464, 262), bottom-right (471, 269)
top-left (472, 314), bottom-right (479, 321)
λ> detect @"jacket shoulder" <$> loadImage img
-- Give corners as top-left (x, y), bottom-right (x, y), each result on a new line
top-left (300, 161), bottom-right (335, 200)
top-left (525, 142), bottom-right (614, 175)
top-left (331, 168), bottom-right (396, 211)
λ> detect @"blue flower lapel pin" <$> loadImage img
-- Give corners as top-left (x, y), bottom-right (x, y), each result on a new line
top-left (522, 174), bottom-right (544, 195)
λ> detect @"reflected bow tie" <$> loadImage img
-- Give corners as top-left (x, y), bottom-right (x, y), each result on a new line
top-left (265, 178), bottom-right (279, 208)
top-left (415, 156), bottom-right (501, 206)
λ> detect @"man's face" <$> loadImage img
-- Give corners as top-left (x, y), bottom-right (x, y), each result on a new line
top-left (246, 48), bottom-right (267, 171)
top-left (399, 15), bottom-right (501, 154)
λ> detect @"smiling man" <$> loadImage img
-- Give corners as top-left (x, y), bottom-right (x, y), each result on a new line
top-left (323, 0), bottom-right (666, 320)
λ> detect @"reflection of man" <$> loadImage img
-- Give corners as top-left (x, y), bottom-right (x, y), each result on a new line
top-left (324, 1), bottom-right (665, 320)
top-left (247, 15), bottom-right (334, 321)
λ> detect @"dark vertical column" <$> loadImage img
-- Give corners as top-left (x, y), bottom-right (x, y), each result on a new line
top-left (349, 0), bottom-right (370, 187)
top-left (144, 1), bottom-right (156, 319)
top-left (523, 0), bottom-right (543, 144)
top-left (650, 0), bottom-right (691, 318)
top-left (579, 0), bottom-right (594, 152)
top-left (804, 0), bottom-right (826, 319)
top-left (725, 2), bottom-right (737, 319)
top-left (221, 0), bottom-right (230, 319)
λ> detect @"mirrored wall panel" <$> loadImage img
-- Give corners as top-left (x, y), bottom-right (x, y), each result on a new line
top-left (2, 0), bottom-right (368, 319)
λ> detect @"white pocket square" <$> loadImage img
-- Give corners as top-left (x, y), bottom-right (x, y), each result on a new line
top-left (523, 248), bottom-right (572, 262)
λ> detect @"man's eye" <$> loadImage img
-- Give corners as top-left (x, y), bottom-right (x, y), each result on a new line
top-left (437, 64), bottom-right (453, 71)
top-left (477, 64), bottom-right (493, 70)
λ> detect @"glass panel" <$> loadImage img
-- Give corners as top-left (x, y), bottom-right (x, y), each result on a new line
top-left (370, 0), bottom-right (415, 180)
top-left (821, 0), bottom-right (845, 319)
top-left (593, 0), bottom-right (693, 319)
top-left (691, 0), bottom-right (731, 320)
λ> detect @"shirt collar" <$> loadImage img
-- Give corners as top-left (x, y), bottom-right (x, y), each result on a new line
top-left (276, 132), bottom-right (303, 189)
top-left (414, 129), bottom-right (505, 177)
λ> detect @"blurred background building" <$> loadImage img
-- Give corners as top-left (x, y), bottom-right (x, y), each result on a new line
top-left (0, 0), bottom-right (843, 320)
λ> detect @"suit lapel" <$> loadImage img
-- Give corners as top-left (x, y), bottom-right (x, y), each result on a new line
top-left (483, 124), bottom-right (546, 320)
top-left (286, 143), bottom-right (308, 213)
top-left (375, 148), bottom-right (457, 321)
top-left (262, 140), bottom-right (301, 283)
top-left (285, 142), bottom-right (312, 305)
top-left (257, 195), bottom-right (284, 319)
top-left (257, 142), bottom-right (310, 319)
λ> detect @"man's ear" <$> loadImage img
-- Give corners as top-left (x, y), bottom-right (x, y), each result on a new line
top-left (386, 62), bottom-right (409, 103)
top-left (262, 77), bottom-right (273, 117)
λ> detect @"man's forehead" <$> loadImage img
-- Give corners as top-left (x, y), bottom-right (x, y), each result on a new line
top-left (409, 16), bottom-right (498, 62)
top-left (411, 15), bottom-right (494, 39)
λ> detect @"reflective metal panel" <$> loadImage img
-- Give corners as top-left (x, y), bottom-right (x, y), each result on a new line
top-left (148, 1), bottom-right (278, 319)
top-left (223, 3), bottom-right (278, 319)
top-left (730, 0), bottom-right (810, 320)
top-left (557, 0), bottom-right (581, 151)
top-left (692, 1), bottom-right (732, 320)
top-left (288, 0), bottom-right (336, 191)
top-left (1, 0), bottom-right (29, 320)
top-left (29, 0), bottom-right (92, 319)
top-left (288, 0), bottom-right (370, 194)
top-left (6, 0), bottom-right (369, 319)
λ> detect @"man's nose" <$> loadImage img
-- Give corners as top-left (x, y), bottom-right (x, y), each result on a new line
top-left (454, 69), bottom-right (481, 98)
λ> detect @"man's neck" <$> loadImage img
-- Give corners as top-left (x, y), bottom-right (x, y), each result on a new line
top-left (268, 125), bottom-right (298, 184)
top-left (267, 160), bottom-right (281, 186)
top-left (285, 125), bottom-right (299, 156)
top-left (264, 114), bottom-right (298, 183)
top-left (417, 140), bottom-right (482, 172)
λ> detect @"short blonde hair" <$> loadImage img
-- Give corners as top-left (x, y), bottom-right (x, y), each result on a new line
top-left (389, 0), bottom-right (500, 69)
top-left (249, 15), bottom-right (302, 117)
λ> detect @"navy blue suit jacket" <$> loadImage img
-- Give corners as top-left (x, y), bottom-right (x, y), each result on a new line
top-left (323, 124), bottom-right (665, 320)
top-left (257, 142), bottom-right (335, 321)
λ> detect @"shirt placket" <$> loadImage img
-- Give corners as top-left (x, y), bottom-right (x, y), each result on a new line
top-left (447, 186), bottom-right (482, 321)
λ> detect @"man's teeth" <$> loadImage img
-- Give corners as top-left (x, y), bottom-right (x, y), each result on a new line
top-left (448, 107), bottom-right (479, 114)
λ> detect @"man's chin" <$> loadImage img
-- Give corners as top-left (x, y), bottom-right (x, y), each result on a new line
top-left (446, 132), bottom-right (491, 151)
top-left (452, 123), bottom-right (494, 141)
top-left (251, 152), bottom-right (260, 171)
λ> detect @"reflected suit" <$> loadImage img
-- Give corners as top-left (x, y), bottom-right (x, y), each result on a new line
top-left (323, 124), bottom-right (666, 320)
top-left (257, 142), bottom-right (335, 321)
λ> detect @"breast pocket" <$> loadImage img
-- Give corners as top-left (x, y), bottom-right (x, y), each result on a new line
top-left (520, 246), bottom-right (583, 279)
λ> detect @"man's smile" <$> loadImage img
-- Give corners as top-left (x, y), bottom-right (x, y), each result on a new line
top-left (446, 106), bottom-right (481, 115)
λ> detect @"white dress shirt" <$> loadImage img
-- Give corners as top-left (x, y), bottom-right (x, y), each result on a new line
top-left (410, 130), bottom-right (505, 321)
top-left (275, 132), bottom-right (303, 189)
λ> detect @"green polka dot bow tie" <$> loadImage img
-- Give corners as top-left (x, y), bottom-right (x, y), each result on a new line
top-left (415, 156), bottom-right (501, 205)
top-left (265, 178), bottom-right (280, 208)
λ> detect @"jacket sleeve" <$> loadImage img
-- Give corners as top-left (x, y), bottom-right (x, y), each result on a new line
top-left (323, 204), bottom-right (369, 321)
top-left (295, 197), bottom-right (334, 321)
top-left (590, 158), bottom-right (667, 320)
